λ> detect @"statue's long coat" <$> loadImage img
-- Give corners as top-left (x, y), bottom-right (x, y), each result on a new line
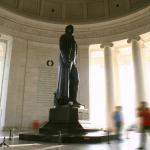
top-left (56, 33), bottom-right (79, 103)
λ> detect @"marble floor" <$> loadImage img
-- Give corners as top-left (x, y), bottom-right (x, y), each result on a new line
top-left (0, 131), bottom-right (150, 150)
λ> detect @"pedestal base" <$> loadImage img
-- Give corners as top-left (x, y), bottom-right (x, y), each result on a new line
top-left (19, 131), bottom-right (117, 143)
top-left (19, 105), bottom-right (117, 143)
top-left (39, 106), bottom-right (89, 134)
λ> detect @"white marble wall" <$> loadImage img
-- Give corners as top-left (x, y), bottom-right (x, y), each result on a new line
top-left (21, 42), bottom-right (59, 128)
top-left (4, 37), bottom-right (89, 128)
top-left (5, 39), bottom-right (60, 128)
top-left (5, 38), bottom-right (27, 128)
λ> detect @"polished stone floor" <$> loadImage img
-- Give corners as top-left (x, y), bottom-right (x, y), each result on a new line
top-left (0, 131), bottom-right (150, 150)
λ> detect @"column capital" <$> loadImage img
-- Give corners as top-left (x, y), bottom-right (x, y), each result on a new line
top-left (100, 42), bottom-right (113, 48)
top-left (127, 36), bottom-right (141, 43)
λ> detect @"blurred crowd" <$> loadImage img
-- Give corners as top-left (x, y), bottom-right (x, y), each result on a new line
top-left (112, 101), bottom-right (150, 149)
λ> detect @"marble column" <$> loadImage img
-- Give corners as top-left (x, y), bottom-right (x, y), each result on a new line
top-left (101, 43), bottom-right (114, 129)
top-left (127, 36), bottom-right (145, 103)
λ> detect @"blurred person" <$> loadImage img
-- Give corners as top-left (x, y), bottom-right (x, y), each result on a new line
top-left (113, 106), bottom-right (123, 141)
top-left (137, 101), bottom-right (150, 150)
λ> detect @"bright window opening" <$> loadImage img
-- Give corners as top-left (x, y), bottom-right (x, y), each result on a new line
top-left (89, 45), bottom-right (106, 128)
top-left (0, 36), bottom-right (12, 129)
top-left (89, 44), bottom-right (136, 129)
top-left (0, 42), bottom-right (7, 100)
top-left (117, 46), bottom-right (136, 128)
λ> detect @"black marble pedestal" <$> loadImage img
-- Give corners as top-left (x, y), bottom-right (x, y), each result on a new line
top-left (19, 106), bottom-right (117, 143)
top-left (39, 106), bottom-right (89, 134)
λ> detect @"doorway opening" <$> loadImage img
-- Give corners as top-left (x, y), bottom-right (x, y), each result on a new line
top-left (0, 35), bottom-right (12, 129)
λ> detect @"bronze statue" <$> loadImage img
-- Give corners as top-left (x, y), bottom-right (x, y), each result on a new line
top-left (55, 25), bottom-right (80, 106)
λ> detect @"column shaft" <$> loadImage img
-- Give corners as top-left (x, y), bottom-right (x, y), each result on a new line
top-left (128, 37), bottom-right (145, 103)
top-left (101, 43), bottom-right (114, 129)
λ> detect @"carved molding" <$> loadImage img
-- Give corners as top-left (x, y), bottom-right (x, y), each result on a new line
top-left (0, 6), bottom-right (149, 44)
top-left (0, 0), bottom-right (149, 23)
top-left (127, 35), bottom-right (141, 43)
top-left (100, 43), bottom-right (113, 48)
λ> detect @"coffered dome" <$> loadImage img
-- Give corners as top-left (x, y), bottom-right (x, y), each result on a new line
top-left (0, 0), bottom-right (149, 24)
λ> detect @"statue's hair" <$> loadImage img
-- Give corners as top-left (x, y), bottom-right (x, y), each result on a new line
top-left (65, 25), bottom-right (74, 33)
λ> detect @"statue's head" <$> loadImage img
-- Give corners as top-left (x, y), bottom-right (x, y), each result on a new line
top-left (65, 25), bottom-right (74, 34)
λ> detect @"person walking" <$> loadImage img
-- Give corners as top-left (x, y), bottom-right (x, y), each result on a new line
top-left (137, 101), bottom-right (150, 149)
top-left (113, 106), bottom-right (123, 141)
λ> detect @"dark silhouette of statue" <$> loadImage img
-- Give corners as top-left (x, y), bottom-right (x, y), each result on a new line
top-left (55, 25), bottom-right (80, 106)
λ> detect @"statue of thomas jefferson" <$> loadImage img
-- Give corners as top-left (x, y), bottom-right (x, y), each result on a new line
top-left (55, 25), bottom-right (80, 107)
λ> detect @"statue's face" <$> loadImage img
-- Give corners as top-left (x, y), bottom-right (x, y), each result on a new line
top-left (65, 25), bottom-right (74, 34)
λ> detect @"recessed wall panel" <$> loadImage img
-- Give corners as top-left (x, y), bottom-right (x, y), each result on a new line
top-left (109, 0), bottom-right (127, 17)
top-left (0, 0), bottom-right (18, 8)
top-left (129, 0), bottom-right (149, 9)
top-left (41, 0), bottom-right (62, 18)
top-left (66, 3), bottom-right (83, 19)
top-left (22, 0), bottom-right (39, 15)
top-left (87, 1), bottom-right (105, 19)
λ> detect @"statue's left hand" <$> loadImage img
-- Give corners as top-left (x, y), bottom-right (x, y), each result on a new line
top-left (65, 61), bottom-right (71, 68)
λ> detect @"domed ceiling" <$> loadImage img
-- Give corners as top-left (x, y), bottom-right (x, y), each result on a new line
top-left (0, 0), bottom-right (149, 24)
